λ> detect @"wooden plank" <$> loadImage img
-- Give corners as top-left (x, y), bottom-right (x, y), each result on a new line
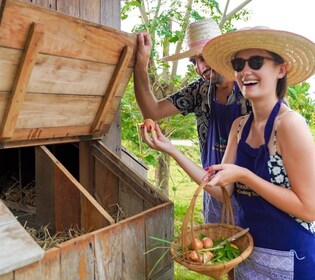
top-left (59, 233), bottom-right (95, 280)
top-left (0, 200), bottom-right (44, 275)
top-left (120, 181), bottom-right (145, 217)
top-left (145, 203), bottom-right (174, 279)
top-left (100, 0), bottom-right (120, 28)
top-left (0, 23), bottom-right (43, 139)
top-left (0, 47), bottom-right (132, 95)
top-left (39, 248), bottom-right (60, 279)
top-left (99, 0), bottom-right (121, 155)
top-left (92, 141), bottom-right (169, 206)
top-left (79, 142), bottom-right (112, 231)
top-left (94, 224), bottom-right (123, 279)
top-left (94, 156), bottom-right (119, 217)
top-left (14, 261), bottom-right (40, 280)
top-left (120, 216), bottom-right (146, 278)
top-left (25, 0), bottom-right (56, 10)
top-left (80, 0), bottom-right (100, 24)
top-left (35, 145), bottom-right (58, 232)
top-left (54, 158), bottom-right (81, 232)
top-left (0, 130), bottom-right (103, 149)
top-left (39, 146), bottom-right (115, 226)
top-left (0, 0), bottom-right (136, 66)
top-left (91, 45), bottom-right (133, 133)
top-left (0, 272), bottom-right (13, 280)
top-left (56, 0), bottom-right (79, 17)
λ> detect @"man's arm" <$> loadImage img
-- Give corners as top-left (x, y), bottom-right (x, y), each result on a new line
top-left (134, 32), bottom-right (179, 120)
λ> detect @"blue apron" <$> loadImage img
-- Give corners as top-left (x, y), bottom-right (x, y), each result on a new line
top-left (235, 100), bottom-right (315, 279)
top-left (201, 82), bottom-right (242, 225)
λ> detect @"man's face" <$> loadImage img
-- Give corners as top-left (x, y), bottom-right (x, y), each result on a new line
top-left (189, 54), bottom-right (223, 84)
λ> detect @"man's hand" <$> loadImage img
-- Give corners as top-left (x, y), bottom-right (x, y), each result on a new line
top-left (136, 31), bottom-right (152, 68)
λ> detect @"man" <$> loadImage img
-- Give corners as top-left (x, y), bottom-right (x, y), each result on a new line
top-left (134, 18), bottom-right (251, 225)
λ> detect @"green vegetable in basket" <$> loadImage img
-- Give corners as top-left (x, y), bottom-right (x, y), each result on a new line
top-left (211, 237), bottom-right (240, 263)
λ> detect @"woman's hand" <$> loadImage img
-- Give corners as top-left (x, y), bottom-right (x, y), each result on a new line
top-left (141, 122), bottom-right (175, 154)
top-left (204, 164), bottom-right (247, 187)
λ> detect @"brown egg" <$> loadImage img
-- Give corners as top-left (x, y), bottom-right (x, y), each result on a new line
top-left (190, 238), bottom-right (204, 250)
top-left (188, 250), bottom-right (199, 262)
top-left (202, 237), bottom-right (213, 249)
top-left (143, 118), bottom-right (156, 133)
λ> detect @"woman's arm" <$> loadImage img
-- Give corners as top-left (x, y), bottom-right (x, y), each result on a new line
top-left (207, 112), bottom-right (315, 222)
top-left (141, 123), bottom-right (225, 200)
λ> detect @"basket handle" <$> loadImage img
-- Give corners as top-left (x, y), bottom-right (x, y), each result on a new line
top-left (181, 182), bottom-right (235, 262)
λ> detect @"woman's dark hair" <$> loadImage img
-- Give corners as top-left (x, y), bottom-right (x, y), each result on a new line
top-left (267, 50), bottom-right (288, 99)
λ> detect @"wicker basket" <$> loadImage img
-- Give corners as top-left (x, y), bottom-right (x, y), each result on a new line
top-left (170, 182), bottom-right (253, 280)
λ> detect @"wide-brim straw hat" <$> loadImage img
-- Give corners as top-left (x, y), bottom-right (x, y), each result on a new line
top-left (162, 18), bottom-right (221, 61)
top-left (202, 27), bottom-right (315, 86)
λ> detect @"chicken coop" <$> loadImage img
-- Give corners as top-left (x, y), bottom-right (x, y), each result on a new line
top-left (0, 0), bottom-right (174, 279)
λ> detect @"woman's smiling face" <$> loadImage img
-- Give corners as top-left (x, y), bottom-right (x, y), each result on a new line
top-left (233, 48), bottom-right (286, 100)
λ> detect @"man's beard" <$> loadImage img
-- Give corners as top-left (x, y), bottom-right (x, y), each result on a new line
top-left (211, 72), bottom-right (223, 85)
top-left (203, 68), bottom-right (224, 85)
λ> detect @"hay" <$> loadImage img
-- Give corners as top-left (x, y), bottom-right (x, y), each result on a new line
top-left (25, 224), bottom-right (88, 250)
top-left (1, 172), bottom-right (125, 250)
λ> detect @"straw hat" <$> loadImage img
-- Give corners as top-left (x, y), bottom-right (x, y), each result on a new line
top-left (162, 18), bottom-right (221, 61)
top-left (202, 27), bottom-right (315, 85)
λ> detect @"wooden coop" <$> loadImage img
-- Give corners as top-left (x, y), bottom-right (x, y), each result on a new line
top-left (0, 0), bottom-right (174, 279)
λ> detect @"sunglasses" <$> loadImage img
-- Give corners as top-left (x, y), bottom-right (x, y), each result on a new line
top-left (231, 55), bottom-right (274, 72)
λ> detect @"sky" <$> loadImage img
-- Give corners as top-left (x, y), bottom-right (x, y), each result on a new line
top-left (122, 0), bottom-right (315, 95)
top-left (231, 0), bottom-right (315, 94)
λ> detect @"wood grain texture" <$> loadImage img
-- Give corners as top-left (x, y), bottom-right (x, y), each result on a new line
top-left (0, 200), bottom-right (44, 275)
top-left (0, 23), bottom-right (43, 139)
top-left (0, 0), bottom-right (136, 65)
top-left (0, 0), bottom-right (136, 146)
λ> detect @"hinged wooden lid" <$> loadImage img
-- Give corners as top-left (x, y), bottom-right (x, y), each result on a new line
top-left (0, 0), bottom-right (136, 148)
top-left (0, 199), bottom-right (45, 274)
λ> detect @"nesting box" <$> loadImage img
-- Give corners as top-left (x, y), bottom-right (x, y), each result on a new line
top-left (0, 0), bottom-right (174, 279)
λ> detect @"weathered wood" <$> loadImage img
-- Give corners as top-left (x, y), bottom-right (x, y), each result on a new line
top-left (0, 48), bottom-right (132, 95)
top-left (92, 141), bottom-right (169, 206)
top-left (98, 0), bottom-right (121, 155)
top-left (94, 156), bottom-right (120, 214)
top-left (24, 0), bottom-right (56, 9)
top-left (55, 0), bottom-right (79, 17)
top-left (0, 0), bottom-right (136, 65)
top-left (120, 181), bottom-right (145, 217)
top-left (94, 224), bottom-right (123, 279)
top-left (79, 142), bottom-right (112, 231)
top-left (14, 261), bottom-right (40, 280)
top-left (39, 248), bottom-right (60, 279)
top-left (54, 158), bottom-right (81, 232)
top-left (0, 272), bottom-right (13, 280)
top-left (36, 146), bottom-right (115, 230)
top-left (91, 45), bottom-right (133, 133)
top-left (59, 233), bottom-right (95, 280)
top-left (145, 203), bottom-right (174, 278)
top-left (0, 200), bottom-right (44, 275)
top-left (80, 0), bottom-right (100, 24)
top-left (0, 0), bottom-right (136, 147)
top-left (0, 23), bottom-right (43, 139)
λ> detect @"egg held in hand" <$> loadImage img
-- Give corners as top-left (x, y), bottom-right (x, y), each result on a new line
top-left (143, 118), bottom-right (156, 133)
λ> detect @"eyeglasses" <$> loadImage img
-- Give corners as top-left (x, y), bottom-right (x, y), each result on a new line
top-left (231, 55), bottom-right (275, 72)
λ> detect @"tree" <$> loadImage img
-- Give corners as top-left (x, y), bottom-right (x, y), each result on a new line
top-left (121, 0), bottom-right (254, 196)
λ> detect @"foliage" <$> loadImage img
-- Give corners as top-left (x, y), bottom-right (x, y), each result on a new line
top-left (287, 82), bottom-right (315, 127)
top-left (121, 77), bottom-right (198, 167)
top-left (121, 0), bottom-right (254, 193)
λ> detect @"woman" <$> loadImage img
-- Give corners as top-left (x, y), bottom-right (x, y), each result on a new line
top-left (141, 27), bottom-right (315, 279)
